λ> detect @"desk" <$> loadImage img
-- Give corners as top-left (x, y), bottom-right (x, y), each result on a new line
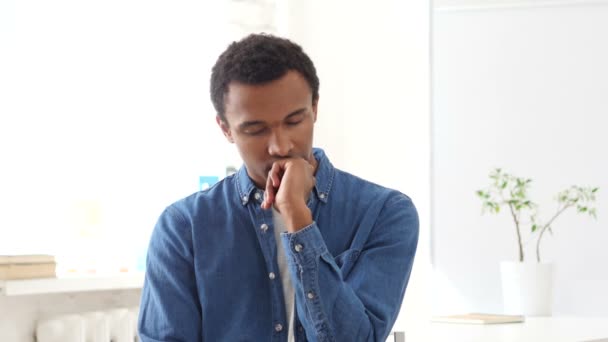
top-left (402, 317), bottom-right (608, 342)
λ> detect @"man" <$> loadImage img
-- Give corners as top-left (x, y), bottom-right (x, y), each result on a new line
top-left (138, 33), bottom-right (419, 342)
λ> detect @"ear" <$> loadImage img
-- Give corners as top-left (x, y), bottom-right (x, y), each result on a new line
top-left (216, 116), bottom-right (235, 143)
top-left (312, 97), bottom-right (319, 123)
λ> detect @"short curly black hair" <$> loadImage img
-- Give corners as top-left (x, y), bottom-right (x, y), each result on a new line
top-left (210, 33), bottom-right (320, 123)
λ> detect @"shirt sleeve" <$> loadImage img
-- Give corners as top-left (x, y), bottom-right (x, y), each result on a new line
top-left (138, 205), bottom-right (202, 342)
top-left (281, 193), bottom-right (419, 342)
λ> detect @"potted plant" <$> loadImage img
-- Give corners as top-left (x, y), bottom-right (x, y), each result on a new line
top-left (476, 168), bottom-right (599, 316)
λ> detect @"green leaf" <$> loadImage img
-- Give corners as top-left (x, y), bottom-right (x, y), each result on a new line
top-left (590, 208), bottom-right (597, 218)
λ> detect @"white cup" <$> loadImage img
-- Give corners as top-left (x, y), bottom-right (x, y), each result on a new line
top-left (82, 311), bottom-right (110, 342)
top-left (36, 314), bottom-right (85, 342)
top-left (107, 308), bottom-right (134, 342)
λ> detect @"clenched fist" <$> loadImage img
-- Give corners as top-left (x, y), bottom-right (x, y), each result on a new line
top-left (261, 157), bottom-right (317, 232)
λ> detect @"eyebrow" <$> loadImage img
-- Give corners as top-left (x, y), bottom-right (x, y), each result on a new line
top-left (237, 108), bottom-right (307, 130)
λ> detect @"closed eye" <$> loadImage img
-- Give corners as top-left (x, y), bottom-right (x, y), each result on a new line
top-left (243, 127), bottom-right (268, 136)
top-left (285, 111), bottom-right (305, 126)
top-left (286, 119), bottom-right (303, 126)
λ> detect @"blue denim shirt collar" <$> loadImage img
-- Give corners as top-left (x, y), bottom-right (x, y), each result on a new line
top-left (235, 148), bottom-right (334, 206)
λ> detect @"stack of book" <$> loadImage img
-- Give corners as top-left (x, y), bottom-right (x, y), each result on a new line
top-left (0, 254), bottom-right (57, 280)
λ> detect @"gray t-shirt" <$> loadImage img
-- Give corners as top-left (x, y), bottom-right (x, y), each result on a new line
top-left (272, 208), bottom-right (295, 342)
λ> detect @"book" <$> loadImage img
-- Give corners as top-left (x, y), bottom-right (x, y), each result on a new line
top-left (0, 262), bottom-right (57, 280)
top-left (431, 313), bottom-right (525, 324)
top-left (0, 254), bottom-right (56, 265)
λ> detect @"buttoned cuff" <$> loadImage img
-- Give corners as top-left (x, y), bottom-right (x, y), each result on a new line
top-left (281, 222), bottom-right (328, 268)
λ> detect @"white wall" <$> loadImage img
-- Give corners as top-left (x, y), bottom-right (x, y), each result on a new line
top-left (284, 0), bottom-right (432, 330)
top-left (0, 1), bottom-right (239, 259)
top-left (433, 1), bottom-right (608, 315)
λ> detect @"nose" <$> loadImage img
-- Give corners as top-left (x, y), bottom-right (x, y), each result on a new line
top-left (267, 128), bottom-right (293, 157)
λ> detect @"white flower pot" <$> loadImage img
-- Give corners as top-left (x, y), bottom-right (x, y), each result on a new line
top-left (500, 261), bottom-right (554, 316)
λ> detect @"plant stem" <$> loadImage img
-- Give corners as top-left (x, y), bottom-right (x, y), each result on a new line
top-left (536, 204), bottom-right (571, 262)
top-left (508, 202), bottom-right (524, 262)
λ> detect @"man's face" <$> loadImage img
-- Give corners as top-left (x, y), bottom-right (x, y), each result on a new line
top-left (218, 70), bottom-right (318, 188)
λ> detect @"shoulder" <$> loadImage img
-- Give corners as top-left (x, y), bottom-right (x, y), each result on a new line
top-left (332, 168), bottom-right (418, 237)
top-left (333, 168), bottom-right (415, 208)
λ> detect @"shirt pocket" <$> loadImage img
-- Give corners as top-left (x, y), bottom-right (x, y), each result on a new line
top-left (333, 248), bottom-right (361, 279)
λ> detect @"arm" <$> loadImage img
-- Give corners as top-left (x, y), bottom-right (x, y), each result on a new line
top-left (281, 194), bottom-right (419, 341)
top-left (138, 206), bottom-right (202, 342)
top-left (262, 158), bottom-right (419, 341)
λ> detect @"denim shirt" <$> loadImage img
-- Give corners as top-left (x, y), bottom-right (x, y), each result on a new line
top-left (138, 148), bottom-right (419, 342)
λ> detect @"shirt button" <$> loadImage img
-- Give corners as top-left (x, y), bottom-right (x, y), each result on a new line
top-left (269, 272), bottom-right (276, 280)
top-left (242, 195), bottom-right (248, 204)
top-left (294, 244), bottom-right (303, 252)
top-left (254, 192), bottom-right (262, 201)
top-left (307, 291), bottom-right (315, 299)
top-left (275, 323), bottom-right (283, 332)
top-left (260, 223), bottom-right (269, 232)
top-left (319, 193), bottom-right (326, 199)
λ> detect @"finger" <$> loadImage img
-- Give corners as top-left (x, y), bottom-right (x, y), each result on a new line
top-left (270, 162), bottom-right (282, 188)
top-left (262, 175), bottom-right (274, 209)
top-left (262, 163), bottom-right (281, 209)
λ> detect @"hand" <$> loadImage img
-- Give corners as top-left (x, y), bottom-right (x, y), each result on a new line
top-left (261, 158), bottom-right (316, 232)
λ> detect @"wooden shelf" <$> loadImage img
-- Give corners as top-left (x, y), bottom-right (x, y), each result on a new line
top-left (0, 273), bottom-right (144, 296)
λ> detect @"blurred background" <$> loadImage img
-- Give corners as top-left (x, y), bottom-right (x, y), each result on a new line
top-left (1, 0), bottom-right (607, 340)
